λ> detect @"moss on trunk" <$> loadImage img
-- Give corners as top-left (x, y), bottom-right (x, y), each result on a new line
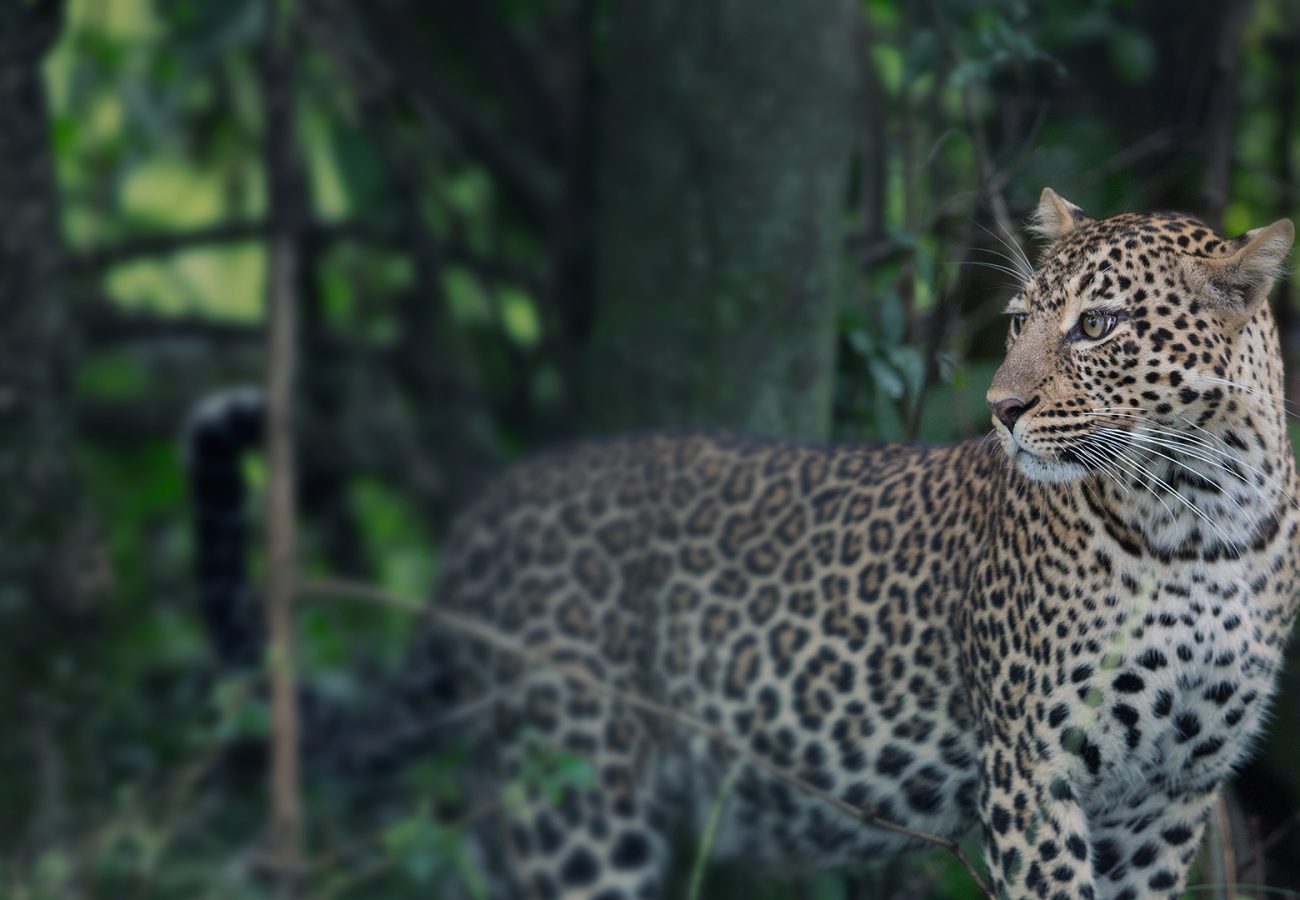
top-left (588, 0), bottom-right (860, 440)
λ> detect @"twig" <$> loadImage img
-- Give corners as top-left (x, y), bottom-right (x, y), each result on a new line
top-left (71, 220), bottom-right (536, 286)
top-left (1237, 809), bottom-right (1300, 877)
top-left (80, 303), bottom-right (391, 365)
top-left (263, 0), bottom-right (304, 893)
top-left (75, 220), bottom-right (269, 269)
top-left (1214, 793), bottom-right (1239, 900)
top-left (924, 0), bottom-right (1020, 250)
top-left (1247, 813), bottom-right (1265, 890)
top-left (298, 576), bottom-right (995, 899)
top-left (686, 763), bottom-right (740, 900)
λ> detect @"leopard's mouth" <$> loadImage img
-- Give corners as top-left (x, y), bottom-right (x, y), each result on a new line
top-left (994, 418), bottom-right (1092, 483)
top-left (1000, 438), bottom-right (1090, 484)
top-left (1012, 448), bottom-right (1089, 483)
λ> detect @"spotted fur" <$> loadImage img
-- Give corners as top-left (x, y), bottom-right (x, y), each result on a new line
top-left (418, 194), bottom-right (1299, 899)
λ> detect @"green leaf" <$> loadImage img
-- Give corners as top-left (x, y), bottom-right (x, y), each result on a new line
top-left (213, 675), bottom-right (268, 740)
top-left (868, 358), bottom-right (905, 399)
top-left (847, 328), bottom-right (876, 360)
top-left (879, 287), bottom-right (906, 344)
top-left (501, 287), bottom-right (542, 347)
top-left (871, 44), bottom-right (904, 96)
top-left (444, 266), bottom-right (493, 325)
top-left (886, 345), bottom-right (927, 401)
top-left (1107, 29), bottom-right (1155, 85)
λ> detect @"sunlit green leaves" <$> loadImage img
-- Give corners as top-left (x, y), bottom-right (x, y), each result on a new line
top-left (106, 244), bottom-right (267, 320)
top-left (318, 242), bottom-right (414, 338)
top-left (500, 287), bottom-right (542, 347)
top-left (301, 102), bottom-right (352, 221)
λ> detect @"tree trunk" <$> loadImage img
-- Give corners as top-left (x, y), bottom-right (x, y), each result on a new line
top-left (587, 0), bottom-right (860, 439)
top-left (0, 1), bottom-right (103, 620)
top-left (0, 0), bottom-right (107, 847)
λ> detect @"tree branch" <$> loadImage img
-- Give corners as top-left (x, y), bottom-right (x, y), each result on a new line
top-left (262, 2), bottom-right (304, 892)
top-left (299, 576), bottom-right (995, 900)
top-left (72, 220), bottom-right (538, 287)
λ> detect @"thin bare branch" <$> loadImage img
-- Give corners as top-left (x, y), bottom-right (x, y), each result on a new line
top-left (1236, 809), bottom-right (1300, 877)
top-left (263, 1), bottom-right (305, 892)
top-left (1213, 793), bottom-right (1240, 900)
top-left (72, 220), bottom-right (537, 286)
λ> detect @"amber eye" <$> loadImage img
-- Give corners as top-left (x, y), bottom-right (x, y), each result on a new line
top-left (1009, 313), bottom-right (1028, 338)
top-left (1079, 311), bottom-right (1116, 340)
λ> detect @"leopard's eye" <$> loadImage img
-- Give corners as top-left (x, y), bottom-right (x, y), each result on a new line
top-left (1009, 313), bottom-right (1028, 338)
top-left (1079, 311), bottom-right (1116, 340)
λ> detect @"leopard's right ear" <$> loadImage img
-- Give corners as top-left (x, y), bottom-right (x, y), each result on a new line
top-left (1029, 188), bottom-right (1090, 242)
top-left (1191, 218), bottom-right (1294, 326)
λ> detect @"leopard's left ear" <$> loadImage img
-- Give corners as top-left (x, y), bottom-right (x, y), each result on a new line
top-left (1029, 188), bottom-right (1090, 242)
top-left (1192, 219), bottom-right (1294, 324)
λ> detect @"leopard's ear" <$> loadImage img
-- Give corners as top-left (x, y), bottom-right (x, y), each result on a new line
top-left (1029, 188), bottom-right (1089, 242)
top-left (1192, 218), bottom-right (1294, 325)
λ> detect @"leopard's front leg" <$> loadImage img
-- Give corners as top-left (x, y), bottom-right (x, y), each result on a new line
top-left (979, 741), bottom-right (1097, 900)
top-left (1087, 786), bottom-right (1218, 899)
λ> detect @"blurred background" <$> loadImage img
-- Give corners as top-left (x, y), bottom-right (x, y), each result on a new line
top-left (3, 0), bottom-right (1300, 896)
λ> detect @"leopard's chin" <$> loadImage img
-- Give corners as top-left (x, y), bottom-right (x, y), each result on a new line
top-left (995, 428), bottom-right (1088, 483)
top-left (1011, 448), bottom-right (1089, 483)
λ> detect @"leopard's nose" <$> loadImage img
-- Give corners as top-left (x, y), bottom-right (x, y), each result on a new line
top-left (989, 395), bottom-right (1039, 430)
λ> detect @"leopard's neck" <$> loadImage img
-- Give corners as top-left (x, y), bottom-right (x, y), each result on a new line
top-left (1066, 314), bottom-right (1297, 563)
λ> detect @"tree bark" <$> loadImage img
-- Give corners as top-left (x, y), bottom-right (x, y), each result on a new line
top-left (0, 2), bottom-right (105, 620)
top-left (587, 0), bottom-right (860, 439)
top-left (1199, 0), bottom-right (1253, 226)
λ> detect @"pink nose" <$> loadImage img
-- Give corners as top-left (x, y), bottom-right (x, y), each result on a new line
top-left (989, 396), bottom-right (1037, 429)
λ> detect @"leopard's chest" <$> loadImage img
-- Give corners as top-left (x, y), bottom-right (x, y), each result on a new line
top-left (1064, 574), bottom-right (1283, 806)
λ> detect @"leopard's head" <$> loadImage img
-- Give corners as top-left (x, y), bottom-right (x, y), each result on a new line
top-left (986, 189), bottom-right (1293, 484)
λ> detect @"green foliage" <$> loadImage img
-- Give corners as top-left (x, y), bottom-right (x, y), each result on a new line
top-left (381, 814), bottom-right (480, 892)
top-left (508, 735), bottom-right (597, 809)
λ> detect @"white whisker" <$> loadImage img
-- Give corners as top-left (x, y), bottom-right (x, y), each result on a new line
top-left (1086, 433), bottom-right (1181, 529)
top-left (1093, 427), bottom-right (1260, 524)
top-left (1079, 408), bottom-right (1300, 513)
top-left (1186, 373), bottom-right (1300, 421)
top-left (1086, 431), bottom-right (1241, 550)
top-left (950, 259), bottom-right (1030, 286)
top-left (975, 219), bottom-right (1035, 281)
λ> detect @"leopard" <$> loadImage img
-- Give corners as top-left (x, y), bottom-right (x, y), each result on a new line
top-left (188, 190), bottom-right (1299, 900)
